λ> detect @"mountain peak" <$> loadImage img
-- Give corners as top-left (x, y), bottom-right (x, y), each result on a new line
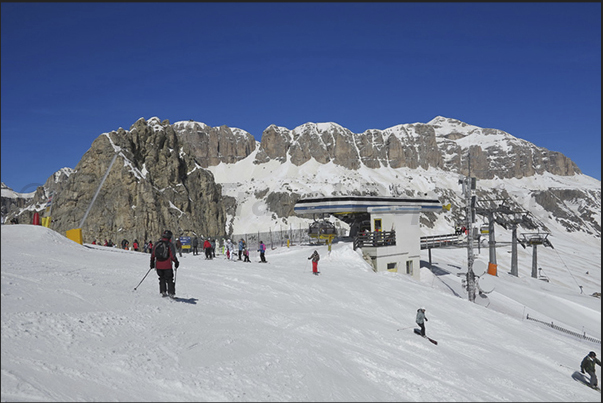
top-left (426, 116), bottom-right (467, 127)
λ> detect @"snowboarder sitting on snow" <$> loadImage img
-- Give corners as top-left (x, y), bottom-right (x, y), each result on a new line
top-left (308, 250), bottom-right (320, 275)
top-left (416, 308), bottom-right (428, 336)
top-left (581, 351), bottom-right (601, 389)
top-left (150, 230), bottom-right (179, 298)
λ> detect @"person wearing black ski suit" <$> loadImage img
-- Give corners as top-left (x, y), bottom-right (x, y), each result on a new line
top-left (150, 230), bottom-right (179, 297)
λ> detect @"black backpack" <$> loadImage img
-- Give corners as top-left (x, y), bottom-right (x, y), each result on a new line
top-left (155, 240), bottom-right (170, 261)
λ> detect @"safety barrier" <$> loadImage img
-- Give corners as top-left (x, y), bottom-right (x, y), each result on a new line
top-left (353, 231), bottom-right (396, 250)
top-left (420, 233), bottom-right (463, 249)
top-left (526, 314), bottom-right (600, 344)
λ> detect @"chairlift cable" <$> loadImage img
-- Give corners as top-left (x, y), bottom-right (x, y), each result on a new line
top-left (552, 247), bottom-right (582, 291)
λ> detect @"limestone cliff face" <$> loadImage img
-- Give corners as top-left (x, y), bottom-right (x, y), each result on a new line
top-left (251, 118), bottom-right (578, 179)
top-left (3, 116), bottom-right (595, 241)
top-left (173, 121), bottom-right (257, 167)
top-left (40, 117), bottom-right (228, 243)
top-left (1, 183), bottom-right (34, 221)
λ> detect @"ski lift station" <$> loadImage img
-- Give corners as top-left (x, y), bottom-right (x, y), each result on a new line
top-left (294, 196), bottom-right (443, 280)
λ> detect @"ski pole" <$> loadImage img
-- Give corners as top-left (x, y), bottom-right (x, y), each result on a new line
top-left (134, 267), bottom-right (153, 291)
top-left (397, 325), bottom-right (416, 331)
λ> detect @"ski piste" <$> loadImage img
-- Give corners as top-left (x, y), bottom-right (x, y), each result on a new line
top-left (414, 328), bottom-right (438, 345)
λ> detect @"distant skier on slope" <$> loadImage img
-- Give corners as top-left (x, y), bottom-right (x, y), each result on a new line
top-left (308, 250), bottom-right (320, 275)
top-left (258, 241), bottom-right (267, 263)
top-left (416, 307), bottom-right (428, 336)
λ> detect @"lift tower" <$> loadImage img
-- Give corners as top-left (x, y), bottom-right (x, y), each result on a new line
top-left (459, 155), bottom-right (477, 302)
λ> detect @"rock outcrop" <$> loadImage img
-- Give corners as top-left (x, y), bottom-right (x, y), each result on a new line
top-left (3, 116), bottom-right (597, 242)
top-left (12, 118), bottom-right (229, 244)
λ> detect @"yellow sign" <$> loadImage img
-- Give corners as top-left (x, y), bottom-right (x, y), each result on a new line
top-left (66, 228), bottom-right (83, 245)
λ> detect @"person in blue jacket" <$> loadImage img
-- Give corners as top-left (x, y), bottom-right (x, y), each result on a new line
top-left (257, 241), bottom-right (267, 263)
top-left (238, 239), bottom-right (245, 260)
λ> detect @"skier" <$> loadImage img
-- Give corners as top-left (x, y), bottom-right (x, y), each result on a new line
top-left (226, 239), bottom-right (234, 260)
top-left (175, 237), bottom-right (183, 257)
top-left (416, 308), bottom-right (428, 336)
top-left (150, 230), bottom-right (179, 298)
top-left (210, 238), bottom-right (216, 258)
top-left (192, 236), bottom-right (199, 255)
top-left (308, 250), bottom-right (320, 275)
top-left (203, 238), bottom-right (213, 259)
top-left (231, 240), bottom-right (238, 261)
top-left (133, 239), bottom-right (139, 251)
top-left (581, 351), bottom-right (601, 389)
top-left (243, 247), bottom-right (251, 262)
top-left (258, 241), bottom-right (267, 263)
top-left (238, 239), bottom-right (245, 260)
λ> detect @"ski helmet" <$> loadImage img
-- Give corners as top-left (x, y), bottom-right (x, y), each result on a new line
top-left (162, 230), bottom-right (173, 240)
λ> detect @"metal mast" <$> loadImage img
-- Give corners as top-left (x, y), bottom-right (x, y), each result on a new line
top-left (462, 153), bottom-right (476, 302)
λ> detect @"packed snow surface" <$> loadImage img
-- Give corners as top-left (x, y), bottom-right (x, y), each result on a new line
top-left (1, 224), bottom-right (600, 402)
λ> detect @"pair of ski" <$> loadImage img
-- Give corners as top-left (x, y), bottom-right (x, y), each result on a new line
top-left (162, 294), bottom-right (198, 304)
top-left (413, 328), bottom-right (438, 345)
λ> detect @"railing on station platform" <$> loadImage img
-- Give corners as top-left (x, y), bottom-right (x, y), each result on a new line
top-left (353, 231), bottom-right (396, 250)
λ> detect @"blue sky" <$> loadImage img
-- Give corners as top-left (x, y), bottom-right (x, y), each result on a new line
top-left (2, 2), bottom-right (601, 193)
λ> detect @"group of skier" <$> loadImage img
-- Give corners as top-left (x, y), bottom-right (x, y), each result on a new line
top-left (145, 230), bottom-right (324, 297)
top-left (143, 229), bottom-right (600, 392)
top-left (224, 238), bottom-right (253, 262)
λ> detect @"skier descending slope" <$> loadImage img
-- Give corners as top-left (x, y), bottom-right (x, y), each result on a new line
top-left (416, 308), bottom-right (428, 336)
top-left (414, 307), bottom-right (438, 345)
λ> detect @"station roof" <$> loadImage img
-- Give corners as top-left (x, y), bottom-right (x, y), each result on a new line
top-left (294, 196), bottom-right (442, 215)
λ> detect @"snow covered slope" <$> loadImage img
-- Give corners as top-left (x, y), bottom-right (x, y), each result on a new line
top-left (1, 224), bottom-right (600, 402)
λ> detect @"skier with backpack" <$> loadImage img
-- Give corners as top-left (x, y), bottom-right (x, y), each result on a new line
top-left (150, 230), bottom-right (180, 298)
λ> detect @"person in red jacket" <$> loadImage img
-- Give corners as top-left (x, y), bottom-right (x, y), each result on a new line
top-left (150, 230), bottom-right (179, 298)
top-left (203, 238), bottom-right (212, 260)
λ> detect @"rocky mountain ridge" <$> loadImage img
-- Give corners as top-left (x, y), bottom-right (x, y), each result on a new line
top-left (2, 116), bottom-right (600, 243)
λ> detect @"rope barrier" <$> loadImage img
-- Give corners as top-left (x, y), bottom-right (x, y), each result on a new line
top-left (526, 313), bottom-right (600, 344)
